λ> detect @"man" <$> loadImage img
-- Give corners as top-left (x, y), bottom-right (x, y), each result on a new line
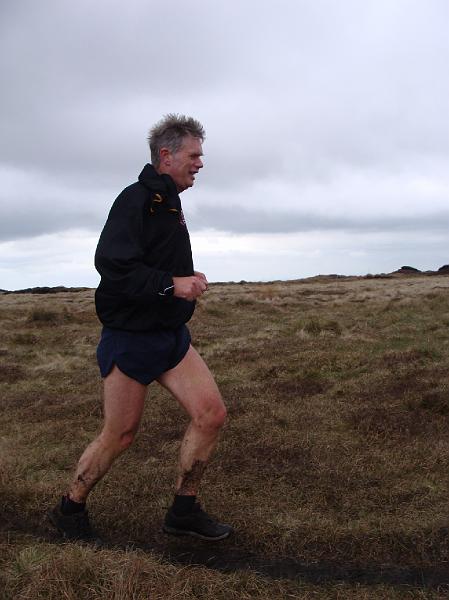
top-left (48, 114), bottom-right (232, 542)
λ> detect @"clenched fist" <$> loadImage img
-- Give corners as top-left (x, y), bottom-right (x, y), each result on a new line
top-left (173, 272), bottom-right (208, 301)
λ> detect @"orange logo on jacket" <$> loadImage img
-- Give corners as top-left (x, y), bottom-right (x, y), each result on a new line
top-left (149, 194), bottom-right (185, 226)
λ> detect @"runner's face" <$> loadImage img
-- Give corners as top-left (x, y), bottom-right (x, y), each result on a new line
top-left (165, 136), bottom-right (204, 193)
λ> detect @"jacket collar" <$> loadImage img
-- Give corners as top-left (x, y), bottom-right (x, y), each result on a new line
top-left (138, 163), bottom-right (179, 198)
top-left (138, 164), bottom-right (181, 210)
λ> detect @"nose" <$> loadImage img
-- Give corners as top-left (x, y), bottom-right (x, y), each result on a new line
top-left (196, 157), bottom-right (203, 169)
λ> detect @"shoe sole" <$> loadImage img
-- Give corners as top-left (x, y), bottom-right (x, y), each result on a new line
top-left (162, 524), bottom-right (232, 541)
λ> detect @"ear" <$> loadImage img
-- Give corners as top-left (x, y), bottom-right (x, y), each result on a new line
top-left (160, 147), bottom-right (171, 165)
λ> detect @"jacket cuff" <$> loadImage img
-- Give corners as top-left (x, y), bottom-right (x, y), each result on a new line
top-left (157, 273), bottom-right (175, 298)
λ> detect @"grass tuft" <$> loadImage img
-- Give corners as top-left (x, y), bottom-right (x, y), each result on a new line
top-left (27, 309), bottom-right (60, 324)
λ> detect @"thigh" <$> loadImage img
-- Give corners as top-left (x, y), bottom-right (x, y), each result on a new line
top-left (102, 365), bottom-right (147, 436)
top-left (157, 345), bottom-right (224, 419)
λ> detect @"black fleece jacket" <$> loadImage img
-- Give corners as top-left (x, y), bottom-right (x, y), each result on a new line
top-left (94, 164), bottom-right (195, 331)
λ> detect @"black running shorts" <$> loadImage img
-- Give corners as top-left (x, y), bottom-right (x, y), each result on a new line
top-left (96, 324), bottom-right (191, 385)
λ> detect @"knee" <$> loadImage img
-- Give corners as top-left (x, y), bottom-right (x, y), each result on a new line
top-left (118, 430), bottom-right (136, 451)
top-left (101, 428), bottom-right (137, 454)
top-left (194, 397), bottom-right (227, 432)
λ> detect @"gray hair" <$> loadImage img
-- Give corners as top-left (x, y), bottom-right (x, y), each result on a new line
top-left (148, 114), bottom-right (205, 168)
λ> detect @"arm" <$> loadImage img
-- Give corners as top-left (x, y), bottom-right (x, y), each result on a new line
top-left (95, 197), bottom-right (172, 303)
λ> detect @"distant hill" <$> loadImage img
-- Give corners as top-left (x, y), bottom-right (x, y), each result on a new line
top-left (2, 265), bottom-right (449, 294)
top-left (395, 265), bottom-right (421, 274)
top-left (1, 286), bottom-right (92, 295)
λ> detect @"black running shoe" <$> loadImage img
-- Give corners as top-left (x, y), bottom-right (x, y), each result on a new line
top-left (163, 503), bottom-right (233, 541)
top-left (47, 504), bottom-right (100, 544)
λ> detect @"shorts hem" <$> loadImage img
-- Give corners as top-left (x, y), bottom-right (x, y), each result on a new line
top-left (169, 340), bottom-right (191, 372)
top-left (101, 360), bottom-right (156, 386)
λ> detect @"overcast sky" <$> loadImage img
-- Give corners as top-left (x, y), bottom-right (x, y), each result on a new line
top-left (1, 0), bottom-right (448, 289)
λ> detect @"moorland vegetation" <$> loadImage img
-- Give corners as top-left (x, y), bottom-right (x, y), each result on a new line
top-left (0, 274), bottom-right (448, 599)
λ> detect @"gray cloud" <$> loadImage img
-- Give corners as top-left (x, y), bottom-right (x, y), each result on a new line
top-left (1, 0), bottom-right (448, 286)
top-left (2, 1), bottom-right (448, 182)
top-left (188, 204), bottom-right (449, 235)
top-left (1, 211), bottom-right (85, 242)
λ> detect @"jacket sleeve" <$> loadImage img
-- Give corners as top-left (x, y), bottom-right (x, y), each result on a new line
top-left (95, 194), bottom-right (173, 304)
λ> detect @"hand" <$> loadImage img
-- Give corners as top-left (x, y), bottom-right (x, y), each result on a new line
top-left (173, 274), bottom-right (208, 301)
top-left (194, 271), bottom-right (208, 289)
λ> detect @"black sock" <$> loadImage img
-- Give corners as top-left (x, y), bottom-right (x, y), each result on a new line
top-left (171, 494), bottom-right (196, 516)
top-left (60, 495), bottom-right (86, 516)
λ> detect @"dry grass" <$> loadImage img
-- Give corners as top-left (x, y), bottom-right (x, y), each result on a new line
top-left (1, 275), bottom-right (449, 599)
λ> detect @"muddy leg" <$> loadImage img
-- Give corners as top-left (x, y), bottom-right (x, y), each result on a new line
top-left (157, 345), bottom-right (226, 496)
top-left (68, 365), bottom-right (147, 502)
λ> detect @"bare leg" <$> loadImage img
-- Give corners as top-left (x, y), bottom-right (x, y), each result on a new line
top-left (157, 345), bottom-right (226, 496)
top-left (68, 366), bottom-right (147, 503)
